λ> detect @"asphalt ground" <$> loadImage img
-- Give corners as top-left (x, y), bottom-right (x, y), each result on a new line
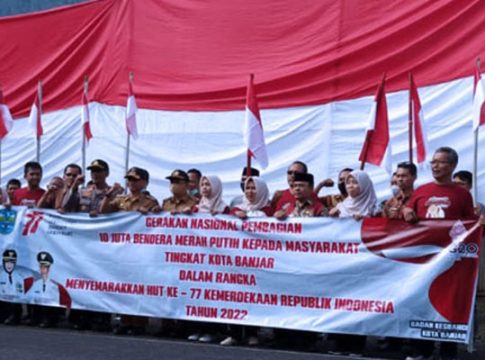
top-left (0, 324), bottom-right (484, 360)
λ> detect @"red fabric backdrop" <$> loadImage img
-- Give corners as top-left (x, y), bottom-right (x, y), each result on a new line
top-left (1, 0), bottom-right (485, 116)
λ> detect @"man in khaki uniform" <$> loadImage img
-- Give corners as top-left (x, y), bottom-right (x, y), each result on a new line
top-left (100, 167), bottom-right (158, 335)
top-left (162, 170), bottom-right (198, 213)
top-left (100, 167), bottom-right (158, 214)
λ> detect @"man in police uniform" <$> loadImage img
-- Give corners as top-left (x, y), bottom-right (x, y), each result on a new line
top-left (100, 167), bottom-right (159, 214)
top-left (61, 159), bottom-right (123, 216)
top-left (162, 169), bottom-right (198, 213)
top-left (24, 251), bottom-right (71, 328)
top-left (0, 249), bottom-right (23, 324)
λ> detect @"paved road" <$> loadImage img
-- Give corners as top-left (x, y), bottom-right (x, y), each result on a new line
top-left (1, 325), bottom-right (483, 360)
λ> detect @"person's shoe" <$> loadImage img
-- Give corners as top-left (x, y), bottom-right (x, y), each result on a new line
top-left (220, 336), bottom-right (237, 346)
top-left (3, 315), bottom-right (20, 326)
top-left (187, 333), bottom-right (201, 341)
top-left (328, 350), bottom-right (346, 355)
top-left (199, 334), bottom-right (215, 343)
top-left (113, 325), bottom-right (129, 335)
top-left (405, 355), bottom-right (433, 360)
top-left (248, 336), bottom-right (259, 346)
top-left (348, 352), bottom-right (364, 357)
top-left (39, 320), bottom-right (57, 329)
top-left (128, 326), bottom-right (145, 336)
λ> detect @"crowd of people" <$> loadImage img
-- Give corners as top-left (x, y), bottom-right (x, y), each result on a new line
top-left (1, 146), bottom-right (484, 359)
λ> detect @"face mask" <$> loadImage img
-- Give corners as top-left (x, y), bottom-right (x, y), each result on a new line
top-left (390, 185), bottom-right (400, 197)
top-left (338, 182), bottom-right (347, 196)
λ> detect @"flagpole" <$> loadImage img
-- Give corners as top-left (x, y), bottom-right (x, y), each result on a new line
top-left (408, 72), bottom-right (414, 163)
top-left (473, 58), bottom-right (480, 204)
top-left (124, 72), bottom-right (134, 193)
top-left (36, 80), bottom-right (42, 163)
top-left (246, 74), bottom-right (253, 177)
top-left (82, 76), bottom-right (88, 176)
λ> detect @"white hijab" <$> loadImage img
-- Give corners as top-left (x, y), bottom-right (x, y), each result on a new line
top-left (336, 170), bottom-right (377, 217)
top-left (239, 177), bottom-right (270, 214)
top-left (197, 175), bottom-right (227, 213)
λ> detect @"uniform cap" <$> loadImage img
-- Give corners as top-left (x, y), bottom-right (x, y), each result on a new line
top-left (37, 251), bottom-right (54, 266)
top-left (166, 169), bottom-right (189, 182)
top-left (125, 167), bottom-right (149, 182)
top-left (87, 159), bottom-right (109, 172)
top-left (2, 249), bottom-right (17, 262)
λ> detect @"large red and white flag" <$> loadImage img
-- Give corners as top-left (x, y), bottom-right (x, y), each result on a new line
top-left (81, 92), bottom-right (93, 142)
top-left (126, 80), bottom-right (138, 139)
top-left (359, 75), bottom-right (392, 173)
top-left (244, 74), bottom-right (268, 169)
top-left (410, 73), bottom-right (429, 165)
top-left (28, 93), bottom-right (43, 138)
top-left (472, 62), bottom-right (485, 131)
top-left (0, 88), bottom-right (13, 139)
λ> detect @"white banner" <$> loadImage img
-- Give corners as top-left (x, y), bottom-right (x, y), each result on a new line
top-left (0, 207), bottom-right (481, 344)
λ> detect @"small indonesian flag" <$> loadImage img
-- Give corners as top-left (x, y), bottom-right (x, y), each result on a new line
top-left (359, 75), bottom-right (392, 173)
top-left (472, 62), bottom-right (485, 130)
top-left (410, 73), bottom-right (429, 164)
top-left (81, 92), bottom-right (93, 142)
top-left (244, 74), bottom-right (268, 169)
top-left (28, 93), bottom-right (43, 138)
top-left (0, 88), bottom-right (13, 139)
top-left (126, 80), bottom-right (138, 139)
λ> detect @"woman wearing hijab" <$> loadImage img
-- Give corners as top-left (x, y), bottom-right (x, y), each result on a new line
top-left (231, 177), bottom-right (273, 218)
top-left (329, 170), bottom-right (378, 219)
top-left (221, 177), bottom-right (272, 346)
top-left (193, 175), bottom-right (229, 214)
top-left (328, 169), bottom-right (377, 356)
top-left (187, 175), bottom-right (229, 343)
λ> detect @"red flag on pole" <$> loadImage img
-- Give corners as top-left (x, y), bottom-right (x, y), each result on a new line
top-left (81, 88), bottom-right (93, 142)
top-left (126, 78), bottom-right (138, 139)
top-left (409, 73), bottom-right (428, 164)
top-left (244, 74), bottom-right (268, 169)
top-left (28, 92), bottom-right (43, 138)
top-left (0, 88), bottom-right (13, 139)
top-left (472, 62), bottom-right (485, 130)
top-left (359, 75), bottom-right (392, 173)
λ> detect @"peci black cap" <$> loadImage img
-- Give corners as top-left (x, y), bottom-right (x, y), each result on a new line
top-left (241, 167), bottom-right (260, 177)
top-left (2, 249), bottom-right (17, 262)
top-left (125, 167), bottom-right (149, 182)
top-left (166, 169), bottom-right (189, 182)
top-left (37, 251), bottom-right (54, 266)
top-left (87, 159), bottom-right (109, 172)
top-left (293, 172), bottom-right (314, 186)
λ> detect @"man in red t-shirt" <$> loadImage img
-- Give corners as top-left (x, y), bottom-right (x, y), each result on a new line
top-left (402, 147), bottom-right (476, 360)
top-left (403, 148), bottom-right (475, 222)
top-left (12, 161), bottom-right (45, 207)
top-left (271, 160), bottom-right (320, 212)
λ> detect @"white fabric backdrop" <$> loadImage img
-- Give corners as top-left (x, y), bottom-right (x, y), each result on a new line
top-left (1, 75), bottom-right (484, 205)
